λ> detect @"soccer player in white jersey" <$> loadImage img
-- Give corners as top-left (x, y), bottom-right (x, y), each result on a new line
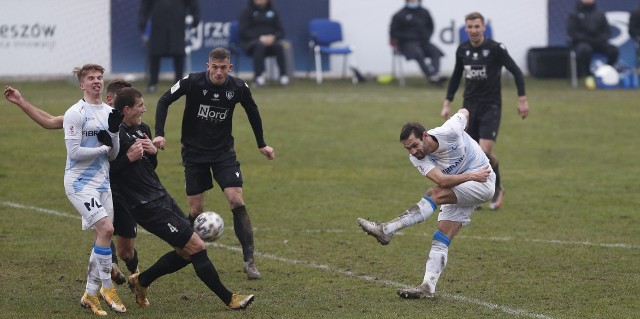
top-left (62, 64), bottom-right (125, 315)
top-left (358, 108), bottom-right (495, 299)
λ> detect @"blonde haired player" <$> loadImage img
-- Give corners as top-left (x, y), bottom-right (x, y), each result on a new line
top-left (63, 64), bottom-right (125, 315)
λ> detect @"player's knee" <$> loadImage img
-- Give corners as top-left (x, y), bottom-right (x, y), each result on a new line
top-left (186, 234), bottom-right (207, 253)
top-left (117, 245), bottom-right (135, 262)
top-left (426, 187), bottom-right (447, 204)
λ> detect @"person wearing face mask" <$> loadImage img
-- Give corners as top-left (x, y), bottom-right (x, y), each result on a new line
top-left (630, 3), bottom-right (640, 72)
top-left (390, 0), bottom-right (447, 86)
top-left (567, 0), bottom-right (619, 77)
top-left (238, 0), bottom-right (289, 87)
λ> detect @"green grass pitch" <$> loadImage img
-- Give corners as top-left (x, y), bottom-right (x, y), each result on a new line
top-left (1, 76), bottom-right (639, 318)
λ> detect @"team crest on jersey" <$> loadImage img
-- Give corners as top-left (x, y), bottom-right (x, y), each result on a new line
top-left (472, 52), bottom-right (479, 60)
top-left (203, 90), bottom-right (208, 96)
top-left (214, 93), bottom-right (219, 99)
top-left (465, 50), bottom-right (470, 56)
top-left (482, 49), bottom-right (490, 57)
top-left (226, 91), bottom-right (234, 100)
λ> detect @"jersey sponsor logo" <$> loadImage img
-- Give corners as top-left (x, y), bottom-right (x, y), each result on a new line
top-left (235, 172), bottom-right (240, 178)
top-left (203, 89), bottom-right (208, 96)
top-left (83, 130), bottom-right (100, 137)
top-left (197, 104), bottom-right (228, 122)
top-left (442, 155), bottom-right (465, 174)
top-left (167, 223), bottom-right (178, 233)
top-left (226, 91), bottom-right (234, 100)
top-left (464, 65), bottom-right (487, 80)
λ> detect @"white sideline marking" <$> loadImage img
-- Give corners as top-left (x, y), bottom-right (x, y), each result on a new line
top-left (209, 242), bottom-right (554, 319)
top-left (12, 201), bottom-right (631, 318)
top-left (255, 227), bottom-right (640, 250)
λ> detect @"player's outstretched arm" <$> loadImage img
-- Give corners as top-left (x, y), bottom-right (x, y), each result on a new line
top-left (4, 86), bottom-right (63, 129)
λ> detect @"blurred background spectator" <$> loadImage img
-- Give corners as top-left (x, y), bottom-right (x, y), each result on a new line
top-left (567, 0), bottom-right (619, 77)
top-left (238, 0), bottom-right (289, 87)
top-left (390, 0), bottom-right (446, 86)
top-left (630, 4), bottom-right (640, 71)
top-left (139, 0), bottom-right (201, 93)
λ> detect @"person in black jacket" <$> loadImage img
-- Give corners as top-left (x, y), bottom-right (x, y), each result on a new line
top-left (567, 0), bottom-right (619, 77)
top-left (153, 47), bottom-right (275, 280)
top-left (238, 0), bottom-right (289, 87)
top-left (139, 0), bottom-right (201, 93)
top-left (630, 4), bottom-right (640, 70)
top-left (109, 87), bottom-right (255, 310)
top-left (441, 12), bottom-right (529, 211)
top-left (390, 0), bottom-right (446, 86)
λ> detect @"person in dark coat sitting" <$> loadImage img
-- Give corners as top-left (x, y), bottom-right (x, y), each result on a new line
top-left (238, 0), bottom-right (289, 87)
top-left (567, 0), bottom-right (619, 77)
top-left (390, 0), bottom-right (446, 86)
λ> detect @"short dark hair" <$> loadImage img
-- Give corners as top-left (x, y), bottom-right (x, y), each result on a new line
top-left (106, 79), bottom-right (132, 96)
top-left (399, 122), bottom-right (426, 142)
top-left (208, 47), bottom-right (231, 62)
top-left (113, 87), bottom-right (142, 113)
top-left (465, 12), bottom-right (485, 25)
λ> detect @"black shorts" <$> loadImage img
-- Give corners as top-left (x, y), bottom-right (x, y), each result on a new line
top-left (113, 193), bottom-right (137, 239)
top-left (464, 100), bottom-right (502, 142)
top-left (184, 150), bottom-right (243, 196)
top-left (133, 194), bottom-right (193, 248)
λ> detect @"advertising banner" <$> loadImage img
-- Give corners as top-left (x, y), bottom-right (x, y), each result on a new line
top-left (0, 1), bottom-right (110, 76)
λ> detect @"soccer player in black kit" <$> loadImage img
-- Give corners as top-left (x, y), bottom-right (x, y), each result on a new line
top-left (110, 87), bottom-right (254, 310)
top-left (441, 12), bottom-right (529, 210)
top-left (153, 47), bottom-right (276, 280)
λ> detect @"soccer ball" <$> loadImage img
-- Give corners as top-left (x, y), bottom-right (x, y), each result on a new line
top-left (193, 211), bottom-right (224, 242)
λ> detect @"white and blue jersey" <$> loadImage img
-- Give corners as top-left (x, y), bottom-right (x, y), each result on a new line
top-left (63, 99), bottom-right (118, 194)
top-left (409, 112), bottom-right (489, 177)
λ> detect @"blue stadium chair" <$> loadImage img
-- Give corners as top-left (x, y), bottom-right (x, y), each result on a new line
top-left (227, 20), bottom-right (243, 76)
top-left (308, 18), bottom-right (355, 84)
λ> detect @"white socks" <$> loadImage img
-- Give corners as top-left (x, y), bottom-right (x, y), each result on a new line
top-left (383, 196), bottom-right (436, 235)
top-left (85, 245), bottom-right (113, 295)
top-left (422, 232), bottom-right (450, 291)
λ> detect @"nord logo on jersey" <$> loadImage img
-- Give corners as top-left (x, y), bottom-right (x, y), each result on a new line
top-left (198, 104), bottom-right (228, 122)
top-left (464, 65), bottom-right (487, 80)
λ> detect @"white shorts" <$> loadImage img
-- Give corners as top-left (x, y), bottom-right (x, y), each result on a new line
top-left (67, 190), bottom-right (114, 230)
top-left (438, 171), bottom-right (495, 226)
